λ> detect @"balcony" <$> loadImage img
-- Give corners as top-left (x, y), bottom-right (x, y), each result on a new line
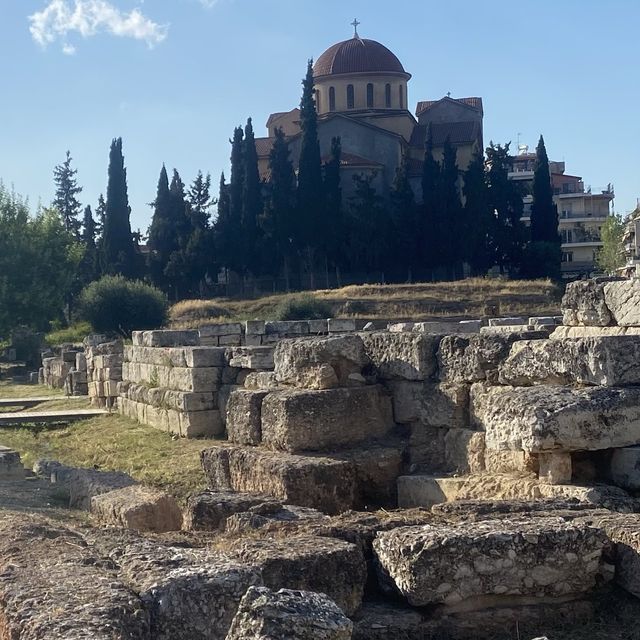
top-left (558, 211), bottom-right (609, 221)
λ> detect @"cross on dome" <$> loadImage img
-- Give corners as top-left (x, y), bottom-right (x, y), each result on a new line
top-left (351, 18), bottom-right (360, 38)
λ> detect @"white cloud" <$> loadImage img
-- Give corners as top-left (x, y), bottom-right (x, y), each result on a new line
top-left (29, 0), bottom-right (168, 52)
top-left (198, 0), bottom-right (219, 8)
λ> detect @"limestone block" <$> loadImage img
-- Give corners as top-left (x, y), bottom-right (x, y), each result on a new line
top-left (412, 320), bottom-right (479, 334)
top-left (438, 333), bottom-right (547, 384)
top-left (141, 330), bottom-right (200, 347)
top-left (105, 537), bottom-right (261, 640)
top-left (184, 489), bottom-right (283, 531)
top-left (387, 380), bottom-right (469, 427)
top-left (551, 326), bottom-right (640, 338)
top-left (274, 334), bottom-right (369, 389)
top-left (265, 320), bottom-right (310, 336)
top-left (261, 386), bottom-right (393, 452)
top-left (228, 346), bottom-right (274, 370)
top-left (472, 384), bottom-right (640, 452)
top-left (90, 485), bottom-right (183, 532)
top-left (397, 475), bottom-right (466, 508)
top-left (610, 446), bottom-right (640, 490)
top-left (480, 325), bottom-right (550, 336)
top-left (245, 320), bottom-right (266, 335)
top-left (218, 383), bottom-right (241, 424)
top-left (488, 316), bottom-right (528, 327)
top-left (444, 429), bottom-right (485, 474)
top-left (373, 517), bottom-right (607, 608)
top-left (561, 279), bottom-right (616, 326)
top-left (179, 409), bottom-right (223, 438)
top-left (75, 352), bottom-right (87, 371)
top-left (128, 345), bottom-right (227, 368)
top-left (539, 452), bottom-right (572, 485)
top-left (484, 450), bottom-right (539, 474)
top-left (309, 318), bottom-right (329, 334)
top-left (219, 334), bottom-right (242, 346)
top-left (244, 371), bottom-right (279, 390)
top-left (199, 322), bottom-right (243, 337)
top-left (0, 447), bottom-right (25, 480)
top-left (499, 336), bottom-right (640, 387)
top-left (604, 279), bottom-right (640, 326)
top-left (328, 318), bottom-right (357, 333)
top-left (71, 369), bottom-right (87, 384)
top-left (225, 587), bottom-right (353, 640)
top-left (227, 389), bottom-right (270, 445)
top-left (387, 322), bottom-right (415, 332)
top-left (125, 362), bottom-right (221, 392)
top-left (361, 332), bottom-right (440, 380)
top-left (228, 535), bottom-right (366, 616)
top-left (407, 424), bottom-right (447, 471)
top-left (245, 334), bottom-right (263, 346)
top-left (201, 445), bottom-right (358, 514)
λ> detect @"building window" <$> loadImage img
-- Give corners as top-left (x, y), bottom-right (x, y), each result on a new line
top-left (385, 83), bottom-right (391, 108)
top-left (367, 83), bottom-right (374, 108)
top-left (561, 251), bottom-right (574, 263)
top-left (561, 229), bottom-right (573, 243)
top-left (315, 90), bottom-right (321, 112)
top-left (399, 84), bottom-right (404, 109)
top-left (329, 87), bottom-right (336, 112)
top-left (347, 84), bottom-right (355, 109)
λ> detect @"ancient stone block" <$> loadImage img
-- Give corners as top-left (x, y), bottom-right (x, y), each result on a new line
top-left (444, 429), bottom-right (485, 474)
top-left (472, 384), bottom-right (640, 452)
top-left (438, 333), bottom-right (548, 384)
top-left (201, 445), bottom-right (357, 514)
top-left (226, 389), bottom-right (270, 445)
top-left (538, 452), bottom-right (572, 485)
top-left (261, 386), bottom-right (393, 452)
top-left (484, 450), bottom-right (538, 474)
top-left (562, 279), bottom-right (618, 326)
top-left (373, 517), bottom-right (607, 608)
top-left (245, 320), bottom-right (266, 335)
top-left (199, 322), bottom-right (243, 337)
top-left (328, 318), bottom-right (357, 333)
top-left (499, 336), bottom-right (640, 387)
top-left (610, 446), bottom-right (640, 490)
top-left (183, 490), bottom-right (283, 531)
top-left (551, 326), bottom-right (640, 338)
top-left (603, 279), bottom-right (640, 326)
top-left (407, 424), bottom-right (447, 471)
top-left (225, 587), bottom-right (353, 640)
top-left (244, 371), bottom-right (279, 390)
top-left (141, 330), bottom-right (200, 347)
top-left (228, 346), bottom-right (274, 370)
top-left (309, 318), bottom-right (329, 333)
top-left (488, 316), bottom-right (528, 327)
top-left (0, 447), bottom-right (24, 480)
top-left (274, 334), bottom-right (369, 389)
top-left (387, 380), bottom-right (469, 427)
top-left (0, 514), bottom-right (150, 639)
top-left (228, 535), bottom-right (366, 616)
top-left (90, 485), bottom-right (183, 532)
top-left (265, 320), bottom-right (310, 336)
top-left (127, 345), bottom-right (227, 368)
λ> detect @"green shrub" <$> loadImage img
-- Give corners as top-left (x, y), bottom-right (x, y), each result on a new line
top-left (274, 294), bottom-right (332, 321)
top-left (78, 276), bottom-right (168, 337)
top-left (10, 327), bottom-right (43, 368)
top-left (46, 322), bottom-right (92, 347)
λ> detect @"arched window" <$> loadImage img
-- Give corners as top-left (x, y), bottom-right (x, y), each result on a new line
top-left (329, 87), bottom-right (336, 112)
top-left (367, 83), bottom-right (374, 108)
top-left (347, 84), bottom-right (355, 109)
top-left (315, 90), bottom-right (321, 112)
top-left (385, 83), bottom-right (391, 108)
top-left (399, 84), bottom-right (404, 109)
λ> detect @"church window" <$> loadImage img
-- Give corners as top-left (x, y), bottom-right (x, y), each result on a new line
top-left (329, 87), bottom-right (336, 112)
top-left (347, 84), bottom-right (355, 109)
top-left (385, 83), bottom-right (391, 108)
top-left (399, 84), bottom-right (405, 109)
top-left (367, 83), bottom-right (374, 108)
top-left (315, 90), bottom-right (321, 112)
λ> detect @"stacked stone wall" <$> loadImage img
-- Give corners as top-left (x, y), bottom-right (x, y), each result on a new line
top-left (40, 346), bottom-right (86, 395)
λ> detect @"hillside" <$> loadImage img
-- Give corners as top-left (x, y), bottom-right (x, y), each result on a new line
top-left (169, 278), bottom-right (562, 329)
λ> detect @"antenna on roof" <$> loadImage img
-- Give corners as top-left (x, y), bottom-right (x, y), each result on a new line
top-left (351, 18), bottom-right (361, 38)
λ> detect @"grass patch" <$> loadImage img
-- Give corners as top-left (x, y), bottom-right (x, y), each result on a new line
top-left (0, 381), bottom-right (63, 399)
top-left (45, 322), bottom-right (92, 346)
top-left (273, 294), bottom-right (332, 320)
top-left (0, 411), bottom-right (211, 504)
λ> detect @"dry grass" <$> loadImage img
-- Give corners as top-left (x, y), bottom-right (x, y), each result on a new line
top-left (0, 380), bottom-right (63, 399)
top-left (0, 409), bottom-right (212, 504)
top-left (169, 278), bottom-right (563, 329)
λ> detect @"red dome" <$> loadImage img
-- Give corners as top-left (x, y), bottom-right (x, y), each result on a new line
top-left (313, 38), bottom-right (407, 77)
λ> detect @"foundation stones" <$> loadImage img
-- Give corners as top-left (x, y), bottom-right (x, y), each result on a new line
top-left (609, 446), bottom-right (640, 490)
top-left (227, 390), bottom-right (270, 445)
top-left (561, 279), bottom-right (615, 326)
top-left (0, 447), bottom-right (25, 481)
top-left (603, 279), bottom-right (640, 326)
top-left (225, 587), bottom-right (353, 640)
top-left (373, 517), bottom-right (608, 608)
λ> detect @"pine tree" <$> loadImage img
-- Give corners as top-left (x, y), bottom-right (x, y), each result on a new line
top-left (188, 171), bottom-right (212, 229)
top-left (390, 152), bottom-right (417, 281)
top-left (420, 127), bottom-right (440, 273)
top-left (53, 150), bottom-right (83, 239)
top-left (263, 128), bottom-right (297, 288)
top-left (79, 204), bottom-right (99, 284)
top-left (323, 136), bottom-right (344, 286)
top-left (242, 118), bottom-right (263, 277)
top-left (297, 60), bottom-right (324, 287)
top-left (439, 137), bottom-right (462, 277)
top-left (102, 138), bottom-right (137, 277)
top-left (463, 149), bottom-right (493, 275)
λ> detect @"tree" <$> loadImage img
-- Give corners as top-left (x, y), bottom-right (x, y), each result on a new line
top-left (297, 60), bottom-right (324, 287)
top-left (463, 149), bottom-right (493, 275)
top-left (322, 136), bottom-right (344, 286)
top-left (147, 165), bottom-right (174, 291)
top-left (596, 214), bottom-right (626, 274)
top-left (486, 142), bottom-right (525, 275)
top-left (53, 150), bottom-right (83, 239)
top-left (102, 138), bottom-right (137, 278)
top-left (242, 118), bottom-right (263, 277)
top-left (213, 171), bottom-right (240, 282)
top-left (78, 205), bottom-right (99, 285)
top-left (420, 127), bottom-right (440, 273)
top-left (439, 137), bottom-right (462, 277)
top-left (390, 152), bottom-right (418, 281)
top-left (262, 128), bottom-right (297, 288)
top-left (188, 171), bottom-right (212, 229)
top-left (185, 171), bottom-right (214, 296)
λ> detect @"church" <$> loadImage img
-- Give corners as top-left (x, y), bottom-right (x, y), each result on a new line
top-left (256, 22), bottom-right (484, 200)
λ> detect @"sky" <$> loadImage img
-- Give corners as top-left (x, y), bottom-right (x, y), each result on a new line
top-left (1, 0), bottom-right (639, 232)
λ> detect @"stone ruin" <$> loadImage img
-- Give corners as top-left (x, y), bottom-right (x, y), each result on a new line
top-left (9, 278), bottom-right (640, 638)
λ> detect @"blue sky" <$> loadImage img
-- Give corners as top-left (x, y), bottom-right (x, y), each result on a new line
top-left (1, 0), bottom-right (638, 232)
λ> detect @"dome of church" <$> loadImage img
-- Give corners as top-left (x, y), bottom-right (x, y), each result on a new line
top-left (314, 37), bottom-right (407, 77)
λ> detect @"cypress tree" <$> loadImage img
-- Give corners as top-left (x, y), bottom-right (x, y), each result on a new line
top-left (242, 118), bottom-right (263, 277)
top-left (297, 60), bottom-right (324, 288)
top-left (53, 150), bottom-right (83, 239)
top-left (188, 171), bottom-right (212, 229)
top-left (79, 204), bottom-right (99, 284)
top-left (530, 135), bottom-right (558, 243)
top-left (420, 127), bottom-right (440, 273)
top-left (226, 127), bottom-right (245, 277)
top-left (390, 152), bottom-right (417, 281)
top-left (323, 136), bottom-right (344, 286)
top-left (263, 128), bottom-right (297, 288)
top-left (147, 165), bottom-right (174, 290)
top-left (185, 171), bottom-right (214, 296)
top-left (463, 149), bottom-right (493, 275)
top-left (439, 137), bottom-right (462, 277)
top-left (102, 138), bottom-right (136, 277)
top-left (213, 172), bottom-right (236, 284)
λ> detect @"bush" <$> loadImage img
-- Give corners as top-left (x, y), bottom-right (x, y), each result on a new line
top-left (273, 294), bottom-right (332, 321)
top-left (46, 321), bottom-right (92, 347)
top-left (78, 276), bottom-right (168, 337)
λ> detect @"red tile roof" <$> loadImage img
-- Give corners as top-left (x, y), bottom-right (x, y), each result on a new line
top-left (314, 38), bottom-right (407, 77)
top-left (255, 137), bottom-right (275, 157)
